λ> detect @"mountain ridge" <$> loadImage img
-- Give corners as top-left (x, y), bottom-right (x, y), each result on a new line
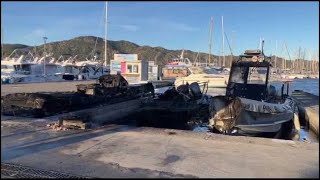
top-left (2, 36), bottom-right (298, 68)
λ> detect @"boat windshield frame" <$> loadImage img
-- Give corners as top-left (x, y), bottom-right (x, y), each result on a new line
top-left (226, 59), bottom-right (271, 101)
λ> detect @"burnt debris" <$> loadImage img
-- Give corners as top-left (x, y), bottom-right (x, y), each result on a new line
top-left (1, 74), bottom-right (154, 118)
top-left (130, 82), bottom-right (212, 130)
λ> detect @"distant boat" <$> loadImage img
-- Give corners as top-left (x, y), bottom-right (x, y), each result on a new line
top-left (55, 54), bottom-right (108, 80)
top-left (161, 50), bottom-right (192, 81)
top-left (175, 66), bottom-right (228, 89)
top-left (1, 49), bottom-right (63, 83)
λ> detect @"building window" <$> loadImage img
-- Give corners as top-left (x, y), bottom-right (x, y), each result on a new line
top-left (133, 65), bottom-right (139, 73)
top-left (127, 64), bottom-right (133, 73)
top-left (127, 64), bottom-right (139, 74)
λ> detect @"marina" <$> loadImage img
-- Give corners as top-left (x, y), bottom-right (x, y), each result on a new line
top-left (1, 1), bottom-right (319, 178)
top-left (1, 50), bottom-right (319, 179)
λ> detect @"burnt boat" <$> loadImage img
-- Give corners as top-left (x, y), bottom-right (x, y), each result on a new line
top-left (1, 74), bottom-right (154, 118)
top-left (133, 82), bottom-right (211, 130)
top-left (208, 45), bottom-right (297, 139)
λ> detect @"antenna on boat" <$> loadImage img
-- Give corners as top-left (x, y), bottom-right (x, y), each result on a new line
top-left (180, 49), bottom-right (184, 60)
top-left (261, 39), bottom-right (264, 55)
top-left (195, 51), bottom-right (200, 65)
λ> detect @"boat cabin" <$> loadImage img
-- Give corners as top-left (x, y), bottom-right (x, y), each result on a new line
top-left (226, 49), bottom-right (273, 101)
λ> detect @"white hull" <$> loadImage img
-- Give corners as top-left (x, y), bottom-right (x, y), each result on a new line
top-left (174, 66), bottom-right (229, 89)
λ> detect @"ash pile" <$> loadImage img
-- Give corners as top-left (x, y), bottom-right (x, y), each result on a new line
top-left (1, 74), bottom-right (154, 118)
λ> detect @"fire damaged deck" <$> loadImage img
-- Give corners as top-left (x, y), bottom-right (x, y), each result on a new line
top-left (1, 116), bottom-right (319, 178)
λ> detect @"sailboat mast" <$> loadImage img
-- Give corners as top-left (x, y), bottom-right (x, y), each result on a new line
top-left (275, 40), bottom-right (277, 70)
top-left (1, 28), bottom-right (3, 60)
top-left (104, 1), bottom-right (108, 66)
top-left (298, 47), bottom-right (301, 73)
top-left (222, 16), bottom-right (225, 67)
top-left (313, 51), bottom-right (316, 74)
top-left (208, 17), bottom-right (213, 66)
top-left (231, 30), bottom-right (234, 66)
top-left (302, 48), bottom-right (306, 74)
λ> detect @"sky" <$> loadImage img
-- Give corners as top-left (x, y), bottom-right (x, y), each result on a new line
top-left (1, 1), bottom-right (319, 59)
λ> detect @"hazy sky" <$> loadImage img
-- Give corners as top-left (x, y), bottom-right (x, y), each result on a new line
top-left (2, 1), bottom-right (319, 58)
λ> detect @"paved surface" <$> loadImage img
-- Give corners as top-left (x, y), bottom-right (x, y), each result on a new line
top-left (1, 116), bottom-right (319, 178)
top-left (1, 80), bottom-right (96, 96)
top-left (1, 81), bottom-right (319, 178)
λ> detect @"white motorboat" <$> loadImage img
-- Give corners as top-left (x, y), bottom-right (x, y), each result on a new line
top-left (174, 66), bottom-right (229, 91)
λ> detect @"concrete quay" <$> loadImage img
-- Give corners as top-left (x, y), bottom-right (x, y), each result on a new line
top-left (292, 90), bottom-right (319, 137)
top-left (1, 116), bottom-right (319, 178)
top-left (1, 81), bottom-right (319, 178)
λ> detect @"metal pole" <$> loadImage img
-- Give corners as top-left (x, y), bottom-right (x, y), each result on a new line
top-left (1, 28), bottom-right (3, 60)
top-left (231, 31), bottom-right (234, 65)
top-left (43, 37), bottom-right (48, 77)
top-left (302, 49), bottom-right (305, 73)
top-left (208, 17), bottom-right (213, 66)
top-left (104, 1), bottom-right (108, 66)
top-left (222, 16), bottom-right (225, 67)
top-left (275, 40), bottom-right (277, 70)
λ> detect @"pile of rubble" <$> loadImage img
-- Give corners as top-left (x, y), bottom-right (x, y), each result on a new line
top-left (46, 116), bottom-right (91, 131)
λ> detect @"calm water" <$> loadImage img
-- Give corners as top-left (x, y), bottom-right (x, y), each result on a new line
top-left (204, 79), bottom-right (319, 97)
top-left (271, 79), bottom-right (319, 96)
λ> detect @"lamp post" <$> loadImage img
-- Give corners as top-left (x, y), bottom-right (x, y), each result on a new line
top-left (43, 37), bottom-right (48, 77)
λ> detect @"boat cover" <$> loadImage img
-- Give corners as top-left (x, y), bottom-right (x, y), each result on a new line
top-left (209, 96), bottom-right (295, 133)
top-left (238, 97), bottom-right (294, 114)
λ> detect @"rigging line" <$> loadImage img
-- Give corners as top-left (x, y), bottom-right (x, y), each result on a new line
top-left (223, 31), bottom-right (233, 56)
top-left (284, 42), bottom-right (292, 61)
top-left (92, 37), bottom-right (99, 58)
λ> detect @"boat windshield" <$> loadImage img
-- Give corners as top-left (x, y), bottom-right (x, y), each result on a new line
top-left (13, 64), bottom-right (32, 75)
top-left (229, 66), bottom-right (246, 83)
top-left (247, 67), bottom-right (267, 84)
top-left (229, 66), bottom-right (268, 84)
top-left (65, 66), bottom-right (76, 73)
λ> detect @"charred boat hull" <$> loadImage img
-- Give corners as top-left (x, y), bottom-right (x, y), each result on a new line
top-left (208, 95), bottom-right (295, 138)
top-left (1, 74), bottom-right (154, 118)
